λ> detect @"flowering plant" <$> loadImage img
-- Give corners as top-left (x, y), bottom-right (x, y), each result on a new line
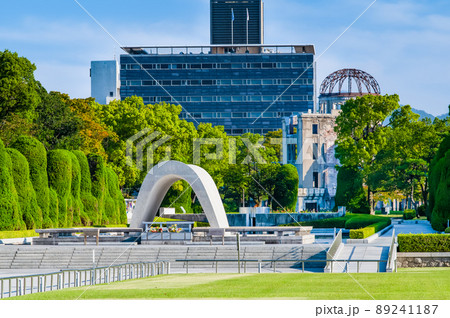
top-left (150, 226), bottom-right (163, 233)
top-left (168, 224), bottom-right (182, 233)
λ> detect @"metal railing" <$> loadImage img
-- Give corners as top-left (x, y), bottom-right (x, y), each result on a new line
top-left (386, 229), bottom-right (397, 273)
top-left (176, 259), bottom-right (327, 274)
top-left (325, 229), bottom-right (342, 271)
top-left (176, 257), bottom-right (389, 274)
top-left (328, 259), bottom-right (388, 273)
top-left (0, 261), bottom-right (169, 299)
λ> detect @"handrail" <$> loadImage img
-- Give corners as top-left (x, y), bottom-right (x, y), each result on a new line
top-left (386, 229), bottom-right (397, 272)
top-left (175, 257), bottom-right (387, 274)
top-left (0, 260), bottom-right (169, 299)
top-left (325, 229), bottom-right (342, 271)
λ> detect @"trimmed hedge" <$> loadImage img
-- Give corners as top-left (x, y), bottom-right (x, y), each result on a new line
top-left (344, 215), bottom-right (388, 229)
top-left (0, 140), bottom-right (25, 231)
top-left (48, 188), bottom-right (59, 224)
top-left (398, 234), bottom-right (450, 252)
top-left (403, 209), bottom-right (416, 220)
top-left (106, 166), bottom-right (126, 225)
top-left (281, 216), bottom-right (350, 228)
top-left (11, 136), bottom-right (51, 228)
top-left (47, 149), bottom-right (73, 227)
top-left (7, 148), bottom-right (42, 229)
top-left (68, 151), bottom-right (84, 226)
top-left (445, 228), bottom-right (450, 234)
top-left (349, 220), bottom-right (391, 239)
top-left (349, 227), bottom-right (375, 239)
top-left (73, 150), bottom-right (98, 225)
top-left (0, 138), bottom-right (125, 230)
top-left (282, 214), bottom-right (389, 229)
top-left (88, 154), bottom-right (107, 224)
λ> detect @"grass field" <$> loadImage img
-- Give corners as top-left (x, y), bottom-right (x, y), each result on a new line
top-left (0, 225), bottom-right (128, 240)
top-left (10, 268), bottom-right (450, 300)
top-left (0, 230), bottom-right (39, 239)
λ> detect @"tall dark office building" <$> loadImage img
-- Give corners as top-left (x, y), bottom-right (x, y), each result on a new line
top-left (211, 0), bottom-right (264, 45)
top-left (98, 1), bottom-right (316, 136)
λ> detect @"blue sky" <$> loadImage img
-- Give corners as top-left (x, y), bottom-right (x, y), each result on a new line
top-left (1, 0), bottom-right (449, 116)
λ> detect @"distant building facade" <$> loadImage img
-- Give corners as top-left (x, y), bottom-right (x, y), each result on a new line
top-left (119, 45), bottom-right (315, 135)
top-left (282, 68), bottom-right (382, 211)
top-left (90, 60), bottom-right (120, 105)
top-left (281, 110), bottom-right (340, 211)
top-left (91, 0), bottom-right (316, 134)
top-left (210, 0), bottom-right (264, 45)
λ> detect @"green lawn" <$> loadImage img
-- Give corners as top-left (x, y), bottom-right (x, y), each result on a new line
top-left (10, 268), bottom-right (450, 300)
top-left (0, 230), bottom-right (39, 239)
top-left (0, 225), bottom-right (127, 240)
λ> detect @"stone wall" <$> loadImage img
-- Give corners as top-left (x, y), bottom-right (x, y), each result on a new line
top-left (397, 252), bottom-right (450, 268)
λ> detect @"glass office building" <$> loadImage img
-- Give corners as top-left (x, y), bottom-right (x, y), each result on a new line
top-left (210, 0), bottom-right (264, 45)
top-left (120, 44), bottom-right (315, 135)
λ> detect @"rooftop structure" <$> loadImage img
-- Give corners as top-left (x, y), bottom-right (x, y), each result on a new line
top-left (210, 0), bottom-right (264, 45)
top-left (318, 68), bottom-right (380, 114)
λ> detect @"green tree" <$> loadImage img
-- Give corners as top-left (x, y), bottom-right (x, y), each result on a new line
top-left (263, 129), bottom-right (283, 161)
top-left (428, 133), bottom-right (450, 230)
top-left (335, 166), bottom-right (369, 213)
top-left (93, 98), bottom-right (197, 189)
top-left (0, 113), bottom-right (35, 147)
top-left (335, 94), bottom-right (400, 214)
top-left (0, 50), bottom-right (41, 120)
top-left (386, 106), bottom-right (449, 210)
top-left (34, 91), bottom-right (82, 151)
top-left (272, 164), bottom-right (299, 211)
top-left (68, 98), bottom-right (111, 159)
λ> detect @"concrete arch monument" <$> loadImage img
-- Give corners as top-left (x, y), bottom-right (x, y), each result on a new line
top-left (130, 161), bottom-right (229, 229)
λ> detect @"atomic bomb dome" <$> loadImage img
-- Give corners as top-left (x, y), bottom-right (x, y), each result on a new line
top-left (318, 68), bottom-right (381, 114)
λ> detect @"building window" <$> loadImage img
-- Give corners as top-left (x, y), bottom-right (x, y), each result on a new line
top-left (313, 172), bottom-right (319, 188)
top-left (312, 124), bottom-right (318, 135)
top-left (313, 143), bottom-right (318, 160)
top-left (109, 92), bottom-right (113, 97)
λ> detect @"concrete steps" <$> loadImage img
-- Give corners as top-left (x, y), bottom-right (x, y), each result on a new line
top-left (332, 244), bottom-right (389, 273)
top-left (0, 244), bottom-right (329, 271)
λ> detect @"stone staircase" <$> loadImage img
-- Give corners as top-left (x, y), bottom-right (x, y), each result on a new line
top-left (0, 245), bottom-right (329, 271)
top-left (331, 244), bottom-right (390, 273)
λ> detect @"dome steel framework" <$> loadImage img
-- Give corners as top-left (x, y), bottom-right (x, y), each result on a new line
top-left (320, 69), bottom-right (380, 96)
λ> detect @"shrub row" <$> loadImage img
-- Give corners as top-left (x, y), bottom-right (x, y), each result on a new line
top-left (0, 140), bottom-right (24, 231)
top-left (282, 216), bottom-right (351, 228)
top-left (398, 234), bottom-right (450, 252)
top-left (0, 136), bottom-right (126, 230)
top-left (282, 214), bottom-right (390, 229)
top-left (344, 215), bottom-right (388, 229)
top-left (403, 209), bottom-right (416, 220)
top-left (349, 220), bottom-right (391, 239)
